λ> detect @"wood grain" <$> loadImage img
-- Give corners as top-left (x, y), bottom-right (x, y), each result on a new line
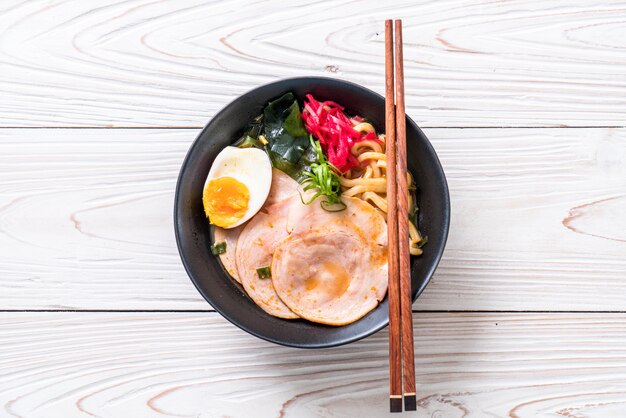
top-left (419, 126), bottom-right (626, 311)
top-left (0, 128), bottom-right (203, 310)
top-left (2, 2), bottom-right (625, 417)
top-left (384, 18), bottom-right (402, 405)
top-left (394, 19), bottom-right (417, 405)
top-left (1, 0), bottom-right (626, 128)
top-left (0, 127), bottom-right (624, 311)
top-left (2, 312), bottom-right (626, 418)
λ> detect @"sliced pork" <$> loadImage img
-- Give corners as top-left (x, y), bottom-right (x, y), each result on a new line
top-left (272, 229), bottom-right (387, 326)
top-left (235, 197), bottom-right (299, 319)
top-left (287, 196), bottom-right (387, 246)
top-left (213, 225), bottom-right (244, 283)
top-left (265, 168), bottom-right (299, 205)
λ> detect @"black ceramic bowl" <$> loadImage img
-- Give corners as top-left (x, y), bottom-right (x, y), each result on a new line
top-left (174, 77), bottom-right (449, 348)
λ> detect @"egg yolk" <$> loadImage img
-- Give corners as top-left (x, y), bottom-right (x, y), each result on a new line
top-left (203, 176), bottom-right (249, 227)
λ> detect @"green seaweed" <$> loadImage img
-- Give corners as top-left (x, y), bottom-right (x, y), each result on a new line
top-left (263, 92), bottom-right (310, 164)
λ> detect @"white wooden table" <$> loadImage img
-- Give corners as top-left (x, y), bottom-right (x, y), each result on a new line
top-left (2, 1), bottom-right (625, 417)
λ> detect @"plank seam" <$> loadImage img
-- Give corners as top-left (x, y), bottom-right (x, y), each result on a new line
top-left (3, 310), bottom-right (626, 314)
top-left (0, 126), bottom-right (625, 130)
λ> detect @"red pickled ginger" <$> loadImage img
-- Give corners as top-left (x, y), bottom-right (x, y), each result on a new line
top-left (302, 94), bottom-right (376, 172)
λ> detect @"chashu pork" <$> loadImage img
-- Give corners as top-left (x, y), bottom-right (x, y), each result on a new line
top-left (265, 168), bottom-right (299, 205)
top-left (272, 229), bottom-right (387, 326)
top-left (272, 196), bottom-right (388, 325)
top-left (235, 196), bottom-right (299, 319)
top-left (213, 225), bottom-right (244, 282)
top-left (213, 168), bottom-right (299, 284)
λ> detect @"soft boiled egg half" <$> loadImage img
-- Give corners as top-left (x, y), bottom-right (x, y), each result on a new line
top-left (202, 146), bottom-right (272, 228)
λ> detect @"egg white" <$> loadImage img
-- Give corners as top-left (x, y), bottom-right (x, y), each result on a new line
top-left (204, 146), bottom-right (272, 229)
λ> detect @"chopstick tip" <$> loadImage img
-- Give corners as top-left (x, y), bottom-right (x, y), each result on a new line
top-left (390, 397), bottom-right (403, 413)
top-left (404, 394), bottom-right (417, 411)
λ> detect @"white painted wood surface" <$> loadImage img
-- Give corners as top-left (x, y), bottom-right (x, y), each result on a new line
top-left (2, 0), bottom-right (626, 416)
top-left (1, 0), bottom-right (626, 127)
top-left (3, 312), bottom-right (626, 418)
top-left (1, 127), bottom-right (624, 310)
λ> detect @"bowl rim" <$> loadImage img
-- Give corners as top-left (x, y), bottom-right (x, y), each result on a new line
top-left (174, 76), bottom-right (450, 348)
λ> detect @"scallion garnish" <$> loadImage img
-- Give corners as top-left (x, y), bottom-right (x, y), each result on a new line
top-left (211, 241), bottom-right (227, 255)
top-left (417, 236), bottom-right (429, 248)
top-left (299, 136), bottom-right (346, 212)
top-left (256, 266), bottom-right (271, 279)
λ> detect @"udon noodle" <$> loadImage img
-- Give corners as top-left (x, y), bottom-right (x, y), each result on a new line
top-left (340, 122), bottom-right (424, 256)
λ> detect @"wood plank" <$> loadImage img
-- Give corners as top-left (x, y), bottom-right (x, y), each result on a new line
top-left (2, 312), bottom-right (626, 417)
top-left (1, 128), bottom-right (624, 310)
top-left (420, 127), bottom-right (626, 311)
top-left (1, 0), bottom-right (626, 127)
top-left (0, 129), bottom-right (201, 309)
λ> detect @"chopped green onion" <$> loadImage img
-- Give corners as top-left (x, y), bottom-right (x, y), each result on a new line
top-left (238, 135), bottom-right (261, 149)
top-left (298, 136), bottom-right (346, 212)
top-left (211, 241), bottom-right (227, 255)
top-left (256, 266), bottom-right (271, 279)
top-left (417, 236), bottom-right (429, 248)
top-left (236, 114), bottom-right (264, 149)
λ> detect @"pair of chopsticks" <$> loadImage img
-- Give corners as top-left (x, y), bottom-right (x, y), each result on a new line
top-left (385, 19), bottom-right (416, 413)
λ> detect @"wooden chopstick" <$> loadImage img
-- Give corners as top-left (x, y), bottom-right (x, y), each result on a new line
top-left (394, 19), bottom-right (417, 412)
top-left (384, 19), bottom-right (403, 414)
